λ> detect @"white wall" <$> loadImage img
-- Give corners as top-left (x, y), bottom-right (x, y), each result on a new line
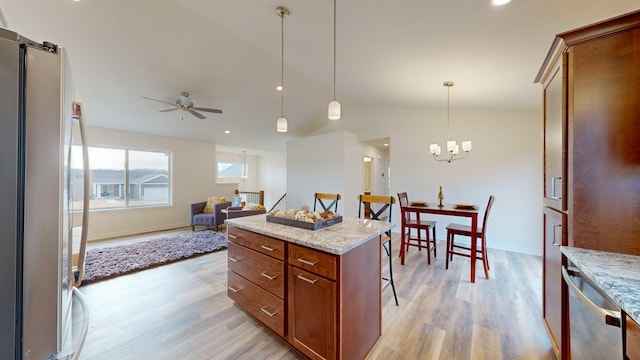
top-left (313, 106), bottom-right (543, 255)
top-left (83, 126), bottom-right (236, 241)
top-left (286, 131), bottom-right (362, 216)
top-left (257, 152), bottom-right (287, 211)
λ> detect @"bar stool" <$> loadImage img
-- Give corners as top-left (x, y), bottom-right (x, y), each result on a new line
top-left (358, 194), bottom-right (399, 306)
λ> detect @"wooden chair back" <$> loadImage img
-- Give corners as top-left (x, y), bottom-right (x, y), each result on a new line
top-left (481, 195), bottom-right (496, 234)
top-left (313, 193), bottom-right (342, 212)
top-left (358, 194), bottom-right (395, 223)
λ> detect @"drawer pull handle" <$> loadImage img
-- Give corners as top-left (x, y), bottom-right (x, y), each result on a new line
top-left (227, 285), bottom-right (241, 293)
top-left (260, 306), bottom-right (278, 317)
top-left (228, 234), bottom-right (238, 239)
top-left (228, 256), bottom-right (240, 263)
top-left (297, 257), bottom-right (318, 266)
top-left (297, 274), bottom-right (318, 284)
top-left (261, 272), bottom-right (277, 280)
top-left (260, 245), bottom-right (275, 252)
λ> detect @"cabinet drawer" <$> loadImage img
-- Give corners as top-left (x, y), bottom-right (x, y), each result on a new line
top-left (228, 227), bottom-right (285, 261)
top-left (289, 244), bottom-right (337, 280)
top-left (228, 242), bottom-right (285, 298)
top-left (627, 314), bottom-right (640, 359)
top-left (228, 271), bottom-right (285, 337)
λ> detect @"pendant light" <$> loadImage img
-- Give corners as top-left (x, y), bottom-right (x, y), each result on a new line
top-left (429, 81), bottom-right (472, 162)
top-left (276, 6), bottom-right (289, 133)
top-left (327, 0), bottom-right (341, 120)
top-left (242, 150), bottom-right (247, 182)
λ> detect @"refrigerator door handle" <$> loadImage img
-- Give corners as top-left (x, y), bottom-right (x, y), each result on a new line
top-left (72, 101), bottom-right (90, 287)
top-left (562, 266), bottom-right (621, 327)
top-left (69, 286), bottom-right (90, 360)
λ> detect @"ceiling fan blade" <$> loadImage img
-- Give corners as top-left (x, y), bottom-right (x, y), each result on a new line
top-left (193, 107), bottom-right (223, 114)
top-left (189, 110), bottom-right (206, 119)
top-left (141, 96), bottom-right (178, 107)
top-left (159, 108), bottom-right (179, 112)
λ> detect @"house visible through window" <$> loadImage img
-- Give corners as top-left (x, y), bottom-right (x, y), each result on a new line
top-left (217, 161), bottom-right (247, 183)
top-left (71, 146), bottom-right (171, 210)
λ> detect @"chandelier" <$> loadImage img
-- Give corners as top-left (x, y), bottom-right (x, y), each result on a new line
top-left (429, 81), bottom-right (472, 162)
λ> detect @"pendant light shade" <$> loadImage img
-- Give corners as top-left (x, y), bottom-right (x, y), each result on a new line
top-left (276, 6), bottom-right (289, 133)
top-left (277, 116), bottom-right (288, 132)
top-left (328, 100), bottom-right (341, 120)
top-left (328, 0), bottom-right (341, 120)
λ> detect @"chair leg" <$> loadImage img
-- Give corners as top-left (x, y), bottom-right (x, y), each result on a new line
top-left (445, 231), bottom-right (451, 269)
top-left (481, 238), bottom-right (489, 279)
top-left (400, 231), bottom-right (407, 266)
top-left (432, 225), bottom-right (437, 258)
top-left (484, 237), bottom-right (490, 270)
top-left (425, 228), bottom-right (431, 265)
top-left (383, 238), bottom-right (399, 306)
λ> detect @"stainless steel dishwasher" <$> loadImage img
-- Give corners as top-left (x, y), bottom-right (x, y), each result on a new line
top-left (562, 264), bottom-right (623, 359)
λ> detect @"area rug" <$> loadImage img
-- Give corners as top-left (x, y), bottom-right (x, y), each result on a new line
top-left (81, 230), bottom-right (227, 285)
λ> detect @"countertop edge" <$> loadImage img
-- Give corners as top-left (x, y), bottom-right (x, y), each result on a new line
top-left (561, 246), bottom-right (640, 325)
top-left (226, 215), bottom-right (395, 255)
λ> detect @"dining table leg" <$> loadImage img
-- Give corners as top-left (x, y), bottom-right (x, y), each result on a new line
top-left (470, 213), bottom-right (478, 283)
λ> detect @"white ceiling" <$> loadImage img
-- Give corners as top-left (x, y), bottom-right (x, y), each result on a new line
top-left (2, 0), bottom-right (638, 152)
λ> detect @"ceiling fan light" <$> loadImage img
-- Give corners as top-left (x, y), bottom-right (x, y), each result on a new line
top-left (277, 116), bottom-right (288, 132)
top-left (328, 100), bottom-right (341, 120)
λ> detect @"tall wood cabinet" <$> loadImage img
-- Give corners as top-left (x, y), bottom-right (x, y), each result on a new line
top-left (536, 10), bottom-right (640, 359)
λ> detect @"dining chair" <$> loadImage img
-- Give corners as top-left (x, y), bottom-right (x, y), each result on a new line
top-left (396, 192), bottom-right (437, 266)
top-left (445, 195), bottom-right (495, 279)
top-left (358, 194), bottom-right (399, 306)
top-left (313, 192), bottom-right (341, 212)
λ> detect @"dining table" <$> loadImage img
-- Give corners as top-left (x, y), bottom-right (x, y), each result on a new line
top-left (402, 202), bottom-right (480, 283)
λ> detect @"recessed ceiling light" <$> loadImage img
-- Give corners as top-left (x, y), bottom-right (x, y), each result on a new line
top-left (224, 130), bottom-right (230, 134)
top-left (383, 143), bottom-right (389, 147)
top-left (276, 85), bottom-right (283, 91)
top-left (491, 0), bottom-right (511, 6)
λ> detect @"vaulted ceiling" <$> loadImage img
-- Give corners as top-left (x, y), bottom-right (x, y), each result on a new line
top-left (2, 0), bottom-right (638, 152)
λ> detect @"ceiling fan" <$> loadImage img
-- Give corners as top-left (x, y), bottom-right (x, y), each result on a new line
top-left (141, 92), bottom-right (223, 119)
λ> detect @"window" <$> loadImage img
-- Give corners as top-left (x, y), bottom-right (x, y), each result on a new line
top-left (71, 146), bottom-right (171, 210)
top-left (217, 161), bottom-right (247, 183)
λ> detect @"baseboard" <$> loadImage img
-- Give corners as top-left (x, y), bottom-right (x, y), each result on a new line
top-left (88, 223), bottom-right (193, 242)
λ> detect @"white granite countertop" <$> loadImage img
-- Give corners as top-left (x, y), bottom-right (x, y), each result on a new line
top-left (225, 214), bottom-right (394, 255)
top-left (561, 246), bottom-right (640, 324)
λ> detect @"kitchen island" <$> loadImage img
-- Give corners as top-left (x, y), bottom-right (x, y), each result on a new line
top-left (225, 214), bottom-right (394, 360)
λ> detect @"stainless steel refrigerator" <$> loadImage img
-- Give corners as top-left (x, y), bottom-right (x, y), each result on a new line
top-left (0, 26), bottom-right (90, 359)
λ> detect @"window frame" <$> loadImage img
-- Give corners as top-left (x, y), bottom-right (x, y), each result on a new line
top-left (77, 145), bottom-right (173, 211)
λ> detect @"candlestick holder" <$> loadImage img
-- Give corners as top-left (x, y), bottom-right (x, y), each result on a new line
top-left (438, 186), bottom-right (444, 208)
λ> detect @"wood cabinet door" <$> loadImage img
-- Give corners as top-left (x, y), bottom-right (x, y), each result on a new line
top-left (543, 206), bottom-right (567, 359)
top-left (626, 313), bottom-right (640, 359)
top-left (568, 27), bottom-right (640, 255)
top-left (543, 55), bottom-right (567, 211)
top-left (288, 266), bottom-right (336, 360)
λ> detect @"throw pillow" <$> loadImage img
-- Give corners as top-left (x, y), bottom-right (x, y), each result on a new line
top-left (203, 197), bottom-right (226, 213)
top-left (243, 203), bottom-right (266, 211)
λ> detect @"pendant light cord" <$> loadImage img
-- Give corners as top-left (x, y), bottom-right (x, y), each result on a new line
top-left (447, 84), bottom-right (450, 140)
top-left (333, 0), bottom-right (337, 101)
top-left (281, 12), bottom-right (285, 118)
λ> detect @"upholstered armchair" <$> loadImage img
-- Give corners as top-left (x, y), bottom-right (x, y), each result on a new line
top-left (190, 200), bottom-right (231, 231)
top-left (225, 206), bottom-right (266, 219)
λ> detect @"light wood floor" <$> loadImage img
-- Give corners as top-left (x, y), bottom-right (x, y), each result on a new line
top-left (73, 232), bottom-right (554, 360)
